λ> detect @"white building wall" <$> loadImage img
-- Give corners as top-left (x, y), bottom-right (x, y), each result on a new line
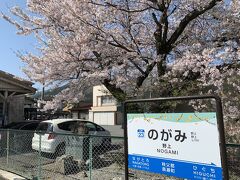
top-left (92, 85), bottom-right (112, 107)
top-left (89, 111), bottom-right (94, 122)
top-left (90, 85), bottom-right (120, 125)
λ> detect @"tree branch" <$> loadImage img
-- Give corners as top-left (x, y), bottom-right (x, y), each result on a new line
top-left (102, 79), bottom-right (126, 102)
top-left (128, 58), bottom-right (145, 75)
top-left (108, 35), bottom-right (134, 52)
top-left (90, 1), bottom-right (151, 13)
top-left (136, 61), bottom-right (156, 88)
top-left (168, 0), bottom-right (222, 45)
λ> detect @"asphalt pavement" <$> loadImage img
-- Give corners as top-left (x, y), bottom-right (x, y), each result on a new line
top-left (102, 125), bottom-right (124, 137)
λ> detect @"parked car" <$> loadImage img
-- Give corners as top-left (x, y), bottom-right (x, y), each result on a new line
top-left (0, 120), bottom-right (41, 154)
top-left (32, 119), bottom-right (111, 156)
top-left (0, 120), bottom-right (41, 130)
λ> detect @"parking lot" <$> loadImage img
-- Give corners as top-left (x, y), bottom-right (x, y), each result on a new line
top-left (0, 129), bottom-right (125, 180)
top-left (101, 125), bottom-right (124, 137)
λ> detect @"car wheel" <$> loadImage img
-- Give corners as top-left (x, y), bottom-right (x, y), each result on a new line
top-left (54, 143), bottom-right (66, 157)
top-left (102, 138), bottom-right (111, 147)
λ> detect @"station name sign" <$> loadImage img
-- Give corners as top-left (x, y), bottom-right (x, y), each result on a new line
top-left (127, 113), bottom-right (223, 179)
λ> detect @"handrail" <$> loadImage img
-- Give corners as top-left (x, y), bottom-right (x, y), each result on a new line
top-left (0, 129), bottom-right (124, 139)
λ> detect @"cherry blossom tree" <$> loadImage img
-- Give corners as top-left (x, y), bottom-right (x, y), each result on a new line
top-left (2, 1), bottom-right (240, 128)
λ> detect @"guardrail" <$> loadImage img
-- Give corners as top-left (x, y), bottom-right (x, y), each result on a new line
top-left (0, 129), bottom-right (239, 180)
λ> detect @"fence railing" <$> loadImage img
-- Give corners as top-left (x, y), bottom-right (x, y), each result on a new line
top-left (226, 143), bottom-right (240, 179)
top-left (0, 129), bottom-right (125, 180)
top-left (0, 129), bottom-right (239, 180)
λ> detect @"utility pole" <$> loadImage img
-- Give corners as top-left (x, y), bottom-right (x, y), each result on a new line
top-left (41, 83), bottom-right (45, 101)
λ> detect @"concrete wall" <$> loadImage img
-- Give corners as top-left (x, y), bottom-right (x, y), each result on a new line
top-left (90, 85), bottom-right (123, 125)
top-left (91, 106), bottom-right (117, 112)
top-left (92, 85), bottom-right (112, 107)
top-left (92, 85), bottom-right (117, 111)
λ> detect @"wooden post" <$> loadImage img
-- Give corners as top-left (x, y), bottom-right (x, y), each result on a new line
top-left (0, 91), bottom-right (8, 125)
top-left (0, 91), bottom-right (16, 125)
top-left (0, 93), bottom-right (4, 126)
top-left (2, 91), bottom-right (8, 125)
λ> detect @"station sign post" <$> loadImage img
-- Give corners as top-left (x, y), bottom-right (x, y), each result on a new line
top-left (123, 95), bottom-right (229, 180)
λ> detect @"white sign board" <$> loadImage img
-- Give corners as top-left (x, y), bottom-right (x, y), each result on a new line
top-left (128, 113), bottom-right (223, 179)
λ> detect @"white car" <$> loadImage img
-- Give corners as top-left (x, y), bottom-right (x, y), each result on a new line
top-left (32, 119), bottom-right (111, 156)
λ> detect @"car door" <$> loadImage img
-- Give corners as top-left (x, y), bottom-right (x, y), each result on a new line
top-left (57, 121), bottom-right (78, 134)
top-left (56, 121), bottom-right (78, 148)
top-left (84, 122), bottom-right (102, 146)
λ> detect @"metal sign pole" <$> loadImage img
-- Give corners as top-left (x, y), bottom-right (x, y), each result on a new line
top-left (215, 96), bottom-right (229, 179)
top-left (123, 102), bottom-right (129, 180)
top-left (123, 95), bottom-right (229, 180)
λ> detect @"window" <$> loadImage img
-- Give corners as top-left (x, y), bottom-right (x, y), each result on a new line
top-left (58, 121), bottom-right (77, 131)
top-left (85, 122), bottom-right (96, 131)
top-left (36, 122), bottom-right (53, 133)
top-left (101, 96), bottom-right (116, 105)
top-left (96, 125), bottom-right (105, 131)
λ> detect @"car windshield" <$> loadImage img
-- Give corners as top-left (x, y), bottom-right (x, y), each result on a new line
top-left (36, 122), bottom-right (52, 133)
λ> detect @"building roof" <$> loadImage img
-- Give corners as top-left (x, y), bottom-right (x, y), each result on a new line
top-left (71, 103), bottom-right (93, 111)
top-left (0, 70), bottom-right (36, 95)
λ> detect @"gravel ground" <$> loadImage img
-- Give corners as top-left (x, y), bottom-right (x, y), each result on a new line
top-left (0, 133), bottom-right (239, 180)
top-left (0, 176), bottom-right (7, 180)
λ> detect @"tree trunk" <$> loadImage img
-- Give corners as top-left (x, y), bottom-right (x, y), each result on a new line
top-left (157, 54), bottom-right (167, 78)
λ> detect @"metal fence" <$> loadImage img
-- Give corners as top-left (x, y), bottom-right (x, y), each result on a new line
top-left (0, 129), bottom-right (125, 180)
top-left (0, 129), bottom-right (239, 180)
top-left (226, 143), bottom-right (240, 179)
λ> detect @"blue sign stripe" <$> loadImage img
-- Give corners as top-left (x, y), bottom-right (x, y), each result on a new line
top-left (129, 154), bottom-right (222, 180)
top-left (131, 153), bottom-right (218, 166)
